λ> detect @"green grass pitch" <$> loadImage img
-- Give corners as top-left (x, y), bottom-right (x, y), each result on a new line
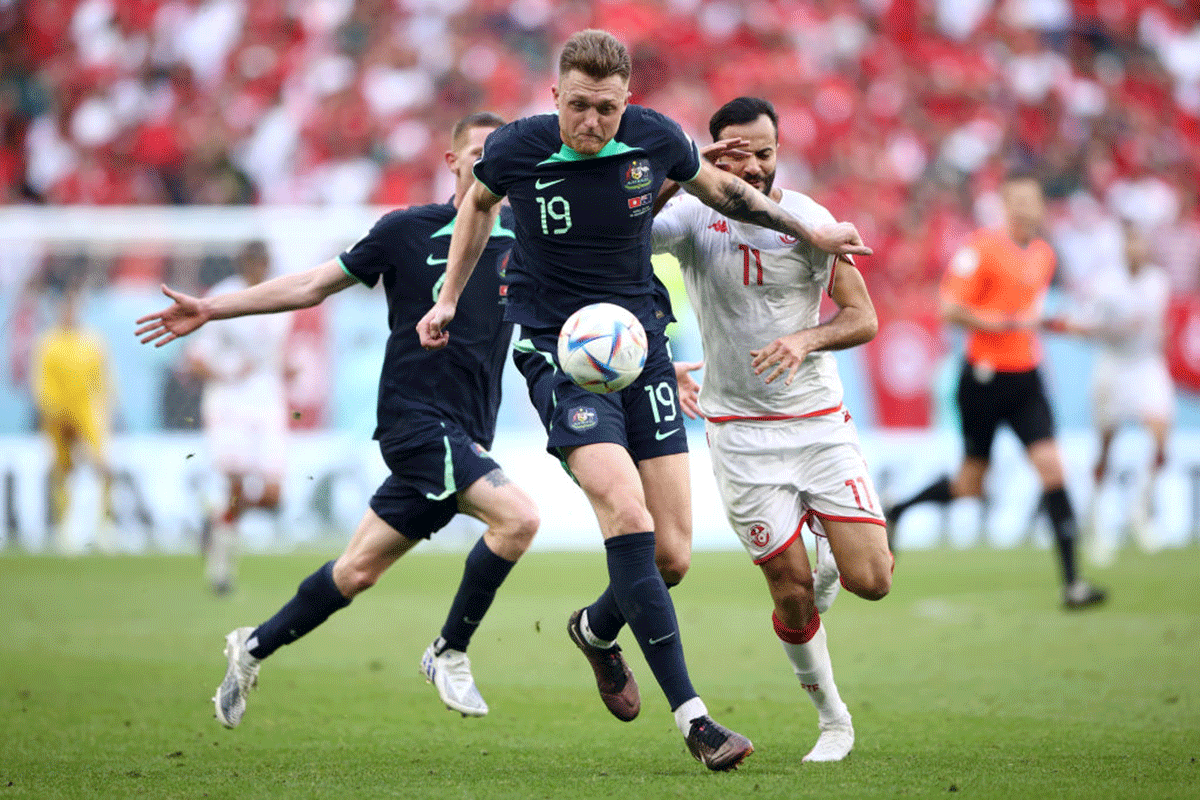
top-left (1, 545), bottom-right (1197, 799)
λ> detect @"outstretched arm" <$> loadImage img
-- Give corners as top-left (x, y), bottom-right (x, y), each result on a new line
top-left (751, 263), bottom-right (878, 385)
top-left (417, 181), bottom-right (502, 349)
top-left (682, 160), bottom-right (871, 256)
top-left (135, 258), bottom-right (356, 347)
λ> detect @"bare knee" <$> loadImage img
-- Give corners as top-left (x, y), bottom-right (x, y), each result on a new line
top-left (656, 548), bottom-right (691, 586)
top-left (332, 556), bottom-right (381, 598)
top-left (843, 558), bottom-right (892, 601)
top-left (486, 504), bottom-right (540, 562)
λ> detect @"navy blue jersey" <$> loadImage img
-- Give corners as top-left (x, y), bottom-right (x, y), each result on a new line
top-left (338, 202), bottom-right (515, 445)
top-left (472, 105), bottom-right (701, 332)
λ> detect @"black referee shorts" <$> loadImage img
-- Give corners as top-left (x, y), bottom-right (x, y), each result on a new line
top-left (955, 361), bottom-right (1056, 460)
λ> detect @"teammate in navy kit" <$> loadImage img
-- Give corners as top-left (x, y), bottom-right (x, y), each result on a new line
top-left (417, 30), bottom-right (870, 771)
top-left (137, 112), bottom-right (540, 726)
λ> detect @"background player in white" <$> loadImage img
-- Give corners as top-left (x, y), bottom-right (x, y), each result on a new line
top-left (1046, 221), bottom-right (1174, 561)
top-left (186, 240), bottom-right (293, 594)
top-left (653, 97), bottom-right (892, 762)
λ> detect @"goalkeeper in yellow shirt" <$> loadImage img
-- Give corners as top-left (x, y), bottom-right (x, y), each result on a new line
top-left (32, 288), bottom-right (116, 550)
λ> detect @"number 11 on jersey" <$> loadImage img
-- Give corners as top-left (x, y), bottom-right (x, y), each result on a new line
top-left (738, 244), bottom-right (763, 286)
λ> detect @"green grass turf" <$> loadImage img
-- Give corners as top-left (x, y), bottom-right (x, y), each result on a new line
top-left (1, 545), bottom-right (1197, 799)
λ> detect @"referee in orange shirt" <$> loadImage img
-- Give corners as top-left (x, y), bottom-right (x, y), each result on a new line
top-left (886, 172), bottom-right (1107, 609)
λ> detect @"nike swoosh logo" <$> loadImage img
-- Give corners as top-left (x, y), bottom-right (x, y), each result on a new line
top-left (648, 632), bottom-right (676, 645)
top-left (427, 255), bottom-right (448, 266)
top-left (535, 178), bottom-right (565, 189)
top-left (654, 428), bottom-right (682, 441)
top-left (463, 616), bottom-right (482, 626)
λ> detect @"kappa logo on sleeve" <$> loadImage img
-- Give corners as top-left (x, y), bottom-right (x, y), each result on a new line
top-left (568, 406), bottom-right (598, 431)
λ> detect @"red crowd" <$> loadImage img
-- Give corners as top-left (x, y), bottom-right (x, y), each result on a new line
top-left (2, 0), bottom-right (1199, 312)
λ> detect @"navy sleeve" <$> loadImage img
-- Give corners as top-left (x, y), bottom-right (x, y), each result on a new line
top-left (644, 108), bottom-right (701, 183)
top-left (471, 122), bottom-right (521, 198)
top-left (338, 209), bottom-right (407, 288)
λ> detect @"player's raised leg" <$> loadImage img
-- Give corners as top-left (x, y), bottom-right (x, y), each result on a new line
top-left (567, 443), bottom-right (752, 770)
top-left (822, 517), bottom-right (892, 603)
top-left (213, 508), bottom-right (415, 727)
top-left (422, 469), bottom-right (538, 717)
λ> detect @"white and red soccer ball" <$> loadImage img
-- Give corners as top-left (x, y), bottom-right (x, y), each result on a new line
top-left (557, 302), bottom-right (648, 393)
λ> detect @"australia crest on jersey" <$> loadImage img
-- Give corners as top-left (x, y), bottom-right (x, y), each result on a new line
top-left (568, 406), bottom-right (598, 431)
top-left (622, 159), bottom-right (653, 192)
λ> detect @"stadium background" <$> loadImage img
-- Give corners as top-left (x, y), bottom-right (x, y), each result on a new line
top-left (1, 0), bottom-right (1199, 555)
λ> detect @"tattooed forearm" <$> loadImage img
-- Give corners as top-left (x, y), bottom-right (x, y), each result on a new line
top-left (711, 181), bottom-right (796, 235)
top-left (483, 469), bottom-right (511, 488)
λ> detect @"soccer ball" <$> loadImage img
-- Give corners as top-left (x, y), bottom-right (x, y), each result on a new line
top-left (557, 302), bottom-right (648, 393)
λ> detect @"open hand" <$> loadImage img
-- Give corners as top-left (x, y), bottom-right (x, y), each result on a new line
top-left (135, 285), bottom-right (209, 347)
top-left (751, 333), bottom-right (811, 386)
top-left (673, 360), bottom-right (703, 419)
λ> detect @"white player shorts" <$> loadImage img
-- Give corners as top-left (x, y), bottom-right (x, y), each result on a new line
top-left (704, 409), bottom-right (884, 564)
top-left (1091, 352), bottom-right (1175, 430)
top-left (201, 393), bottom-right (288, 479)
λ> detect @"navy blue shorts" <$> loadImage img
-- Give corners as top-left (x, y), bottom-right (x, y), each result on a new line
top-left (369, 414), bottom-right (500, 540)
top-left (956, 361), bottom-right (1056, 460)
top-left (512, 325), bottom-right (689, 463)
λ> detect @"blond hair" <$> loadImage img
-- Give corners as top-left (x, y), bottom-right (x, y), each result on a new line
top-left (558, 29), bottom-right (631, 83)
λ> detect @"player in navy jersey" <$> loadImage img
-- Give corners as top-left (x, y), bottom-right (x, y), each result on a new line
top-left (417, 29), bottom-right (870, 771)
top-left (136, 112), bottom-right (540, 727)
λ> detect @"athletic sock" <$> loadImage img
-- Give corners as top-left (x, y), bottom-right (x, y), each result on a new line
top-left (774, 610), bottom-right (848, 725)
top-left (246, 560), bottom-right (351, 659)
top-left (439, 536), bottom-right (516, 652)
top-left (603, 532), bottom-right (696, 710)
top-left (584, 579), bottom-right (679, 645)
top-left (673, 696), bottom-right (708, 737)
top-left (579, 609), bottom-right (616, 649)
top-left (583, 586), bottom-right (624, 644)
top-left (892, 476), bottom-right (953, 520)
top-left (1042, 487), bottom-right (1079, 586)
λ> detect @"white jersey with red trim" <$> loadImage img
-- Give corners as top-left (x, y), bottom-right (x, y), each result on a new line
top-left (652, 189), bottom-right (841, 420)
top-left (188, 275), bottom-right (293, 412)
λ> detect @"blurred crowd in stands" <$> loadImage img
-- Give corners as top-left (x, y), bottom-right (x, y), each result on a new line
top-left (2, 0), bottom-right (1199, 315)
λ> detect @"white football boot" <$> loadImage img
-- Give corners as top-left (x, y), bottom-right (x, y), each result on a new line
top-left (213, 627), bottom-right (260, 728)
top-left (803, 713), bottom-right (854, 762)
top-left (421, 642), bottom-right (488, 717)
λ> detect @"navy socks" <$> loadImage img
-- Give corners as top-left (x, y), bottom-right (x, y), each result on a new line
top-left (247, 560), bottom-right (351, 659)
top-left (439, 537), bottom-right (517, 652)
top-left (602, 532), bottom-right (696, 710)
